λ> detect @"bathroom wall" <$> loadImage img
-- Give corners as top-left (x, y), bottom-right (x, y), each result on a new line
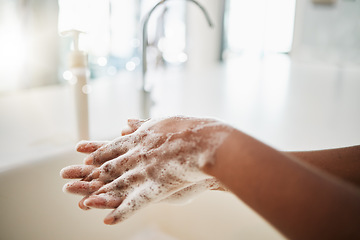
top-left (0, 0), bottom-right (60, 92)
top-left (292, 0), bottom-right (360, 65)
top-left (186, 0), bottom-right (225, 68)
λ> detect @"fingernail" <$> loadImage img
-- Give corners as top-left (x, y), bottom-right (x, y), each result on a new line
top-left (83, 198), bottom-right (92, 207)
top-left (62, 183), bottom-right (71, 193)
top-left (76, 140), bottom-right (89, 151)
top-left (104, 215), bottom-right (116, 225)
top-left (59, 167), bottom-right (67, 178)
top-left (60, 165), bottom-right (80, 179)
top-left (127, 119), bottom-right (139, 125)
top-left (79, 200), bottom-right (91, 210)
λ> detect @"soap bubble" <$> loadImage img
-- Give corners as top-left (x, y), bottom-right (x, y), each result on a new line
top-left (69, 76), bottom-right (78, 85)
top-left (63, 70), bottom-right (73, 80)
top-left (130, 38), bottom-right (140, 48)
top-left (97, 57), bottom-right (108, 67)
top-left (178, 52), bottom-right (188, 63)
top-left (126, 61), bottom-right (136, 71)
top-left (107, 66), bottom-right (117, 76)
top-left (82, 84), bottom-right (92, 94)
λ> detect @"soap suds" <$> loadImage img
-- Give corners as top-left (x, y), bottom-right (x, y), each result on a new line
top-left (159, 178), bottom-right (226, 205)
top-left (62, 116), bottom-right (233, 224)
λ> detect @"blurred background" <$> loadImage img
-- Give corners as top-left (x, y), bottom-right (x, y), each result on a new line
top-left (1, 1), bottom-right (360, 239)
top-left (2, 0), bottom-right (358, 93)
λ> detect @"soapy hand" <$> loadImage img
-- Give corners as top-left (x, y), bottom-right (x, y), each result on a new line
top-left (61, 116), bottom-right (230, 224)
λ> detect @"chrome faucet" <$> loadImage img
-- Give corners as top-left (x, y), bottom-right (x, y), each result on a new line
top-left (140, 0), bottom-right (213, 118)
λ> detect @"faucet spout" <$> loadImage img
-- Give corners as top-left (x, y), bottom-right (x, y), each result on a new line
top-left (140, 0), bottom-right (213, 119)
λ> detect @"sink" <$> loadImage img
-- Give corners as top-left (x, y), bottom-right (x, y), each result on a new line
top-left (0, 150), bottom-right (284, 240)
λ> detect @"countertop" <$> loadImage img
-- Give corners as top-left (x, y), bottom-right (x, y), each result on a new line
top-left (1, 54), bottom-right (360, 170)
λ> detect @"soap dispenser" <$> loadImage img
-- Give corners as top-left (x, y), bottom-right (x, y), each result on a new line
top-left (61, 30), bottom-right (89, 141)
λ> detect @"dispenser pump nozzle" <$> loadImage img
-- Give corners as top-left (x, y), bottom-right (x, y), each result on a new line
top-left (60, 29), bottom-right (87, 68)
top-left (60, 29), bottom-right (84, 51)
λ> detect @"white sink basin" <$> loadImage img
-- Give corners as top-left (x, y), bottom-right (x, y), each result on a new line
top-left (0, 150), bottom-right (284, 240)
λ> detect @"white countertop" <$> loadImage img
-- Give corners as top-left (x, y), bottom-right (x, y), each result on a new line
top-left (1, 54), bottom-right (360, 170)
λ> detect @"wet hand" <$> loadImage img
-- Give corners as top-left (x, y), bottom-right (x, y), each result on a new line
top-left (61, 116), bottom-right (231, 224)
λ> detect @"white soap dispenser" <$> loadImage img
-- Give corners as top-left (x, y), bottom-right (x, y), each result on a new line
top-left (61, 30), bottom-right (89, 141)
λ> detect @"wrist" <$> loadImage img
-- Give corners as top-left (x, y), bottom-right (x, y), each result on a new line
top-left (200, 127), bottom-right (243, 176)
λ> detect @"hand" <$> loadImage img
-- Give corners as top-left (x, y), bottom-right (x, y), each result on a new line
top-left (61, 116), bottom-right (231, 224)
top-left (77, 119), bottom-right (227, 205)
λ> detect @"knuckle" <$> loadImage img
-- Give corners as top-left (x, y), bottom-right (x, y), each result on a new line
top-left (139, 152), bottom-right (148, 162)
top-left (101, 162), bottom-right (116, 175)
top-left (115, 180), bottom-right (129, 190)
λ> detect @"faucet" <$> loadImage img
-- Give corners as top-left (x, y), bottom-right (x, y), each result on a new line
top-left (140, 0), bottom-right (213, 119)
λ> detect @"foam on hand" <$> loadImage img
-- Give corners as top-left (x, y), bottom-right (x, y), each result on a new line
top-left (62, 116), bottom-right (233, 224)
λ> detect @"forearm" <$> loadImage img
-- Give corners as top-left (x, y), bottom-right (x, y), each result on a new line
top-left (285, 146), bottom-right (360, 188)
top-left (202, 129), bottom-right (360, 240)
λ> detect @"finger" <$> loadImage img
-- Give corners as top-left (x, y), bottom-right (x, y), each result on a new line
top-left (79, 196), bottom-right (91, 210)
top-left (127, 118), bottom-right (149, 131)
top-left (63, 180), bottom-right (103, 195)
top-left (83, 194), bottom-right (124, 209)
top-left (82, 168), bottom-right (100, 181)
top-left (121, 119), bottom-right (149, 136)
top-left (121, 126), bottom-right (134, 136)
top-left (95, 153), bottom-right (141, 182)
top-left (76, 140), bottom-right (110, 153)
top-left (60, 165), bottom-right (95, 179)
top-left (84, 136), bottom-right (133, 166)
top-left (103, 183), bottom-right (160, 225)
top-left (83, 170), bottom-right (149, 221)
top-left (91, 167), bottom-right (146, 201)
top-left (159, 178), bottom-right (221, 205)
top-left (159, 182), bottom-right (204, 205)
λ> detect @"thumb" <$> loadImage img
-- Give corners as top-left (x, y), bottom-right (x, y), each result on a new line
top-left (122, 118), bottom-right (149, 136)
